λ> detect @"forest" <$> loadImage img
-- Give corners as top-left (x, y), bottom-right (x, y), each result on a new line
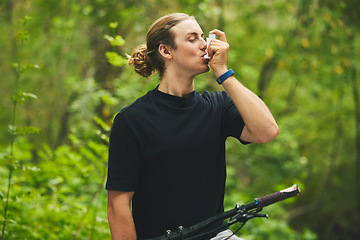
top-left (0, 0), bottom-right (359, 239)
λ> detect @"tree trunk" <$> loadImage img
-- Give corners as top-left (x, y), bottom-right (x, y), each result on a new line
top-left (351, 64), bottom-right (360, 211)
top-left (257, 55), bottom-right (278, 99)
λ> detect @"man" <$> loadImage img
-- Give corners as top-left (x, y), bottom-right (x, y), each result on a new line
top-left (106, 13), bottom-right (278, 240)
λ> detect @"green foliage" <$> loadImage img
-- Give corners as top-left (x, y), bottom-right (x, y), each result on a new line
top-left (8, 125), bottom-right (41, 136)
top-left (104, 34), bottom-right (127, 67)
top-left (1, 137), bottom-right (109, 239)
top-left (11, 63), bottom-right (40, 75)
top-left (105, 51), bottom-right (127, 67)
top-left (1, 12), bottom-right (42, 239)
top-left (12, 91), bottom-right (37, 104)
top-left (104, 34), bottom-right (125, 47)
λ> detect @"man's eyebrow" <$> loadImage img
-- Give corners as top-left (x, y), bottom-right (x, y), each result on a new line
top-left (186, 32), bottom-right (205, 38)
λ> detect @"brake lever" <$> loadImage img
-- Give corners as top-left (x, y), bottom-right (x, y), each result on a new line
top-left (229, 211), bottom-right (269, 224)
top-left (250, 213), bottom-right (269, 219)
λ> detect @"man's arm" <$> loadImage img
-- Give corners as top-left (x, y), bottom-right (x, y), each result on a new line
top-left (208, 29), bottom-right (279, 143)
top-left (107, 190), bottom-right (136, 240)
top-left (221, 77), bottom-right (279, 143)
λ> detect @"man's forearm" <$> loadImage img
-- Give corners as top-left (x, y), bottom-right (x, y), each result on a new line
top-left (108, 204), bottom-right (137, 240)
top-left (107, 190), bottom-right (137, 240)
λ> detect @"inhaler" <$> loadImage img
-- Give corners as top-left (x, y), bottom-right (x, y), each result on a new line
top-left (204, 33), bottom-right (216, 59)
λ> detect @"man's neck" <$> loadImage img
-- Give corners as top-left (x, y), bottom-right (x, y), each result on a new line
top-left (158, 72), bottom-right (195, 97)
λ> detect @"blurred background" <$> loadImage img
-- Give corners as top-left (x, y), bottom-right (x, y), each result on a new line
top-left (0, 0), bottom-right (359, 239)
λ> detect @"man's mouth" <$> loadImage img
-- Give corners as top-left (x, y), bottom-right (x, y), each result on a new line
top-left (202, 52), bottom-right (210, 59)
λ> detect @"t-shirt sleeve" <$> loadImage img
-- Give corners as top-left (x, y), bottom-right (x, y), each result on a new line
top-left (105, 111), bottom-right (142, 191)
top-left (221, 91), bottom-right (251, 145)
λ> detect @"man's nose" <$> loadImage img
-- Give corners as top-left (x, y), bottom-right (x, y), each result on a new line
top-left (200, 38), bottom-right (207, 50)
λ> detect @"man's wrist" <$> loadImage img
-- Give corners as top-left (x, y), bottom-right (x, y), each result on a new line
top-left (213, 67), bottom-right (228, 78)
top-left (216, 69), bottom-right (234, 85)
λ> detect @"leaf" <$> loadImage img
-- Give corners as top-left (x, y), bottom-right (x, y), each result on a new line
top-left (4, 154), bottom-right (15, 163)
top-left (8, 125), bottom-right (41, 136)
top-left (104, 34), bottom-right (125, 46)
top-left (24, 64), bottom-right (40, 70)
top-left (12, 92), bottom-right (37, 104)
top-left (4, 154), bottom-right (18, 170)
top-left (11, 62), bottom-right (20, 70)
top-left (93, 116), bottom-right (111, 132)
top-left (8, 124), bottom-right (16, 134)
top-left (11, 62), bottom-right (39, 73)
top-left (109, 22), bottom-right (118, 29)
top-left (20, 15), bottom-right (31, 25)
top-left (104, 34), bottom-right (114, 43)
top-left (105, 51), bottom-right (127, 67)
top-left (17, 30), bottom-right (30, 41)
top-left (111, 35), bottom-right (125, 46)
top-left (101, 94), bottom-right (119, 106)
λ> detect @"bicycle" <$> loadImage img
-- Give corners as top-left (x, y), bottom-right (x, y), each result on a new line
top-left (143, 184), bottom-right (301, 240)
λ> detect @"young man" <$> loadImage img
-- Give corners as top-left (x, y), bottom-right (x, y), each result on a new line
top-left (106, 13), bottom-right (279, 240)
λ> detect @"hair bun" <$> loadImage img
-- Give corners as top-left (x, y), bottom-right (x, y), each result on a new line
top-left (128, 44), bottom-right (155, 78)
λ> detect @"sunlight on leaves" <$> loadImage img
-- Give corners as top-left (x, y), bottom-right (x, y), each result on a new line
top-left (105, 51), bottom-right (127, 67)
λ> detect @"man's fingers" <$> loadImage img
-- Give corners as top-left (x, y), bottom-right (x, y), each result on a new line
top-left (209, 29), bottom-right (227, 42)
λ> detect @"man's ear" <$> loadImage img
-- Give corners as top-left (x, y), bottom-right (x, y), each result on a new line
top-left (158, 43), bottom-right (173, 60)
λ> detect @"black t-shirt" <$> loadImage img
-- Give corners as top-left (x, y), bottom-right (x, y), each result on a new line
top-left (106, 86), bottom-right (248, 239)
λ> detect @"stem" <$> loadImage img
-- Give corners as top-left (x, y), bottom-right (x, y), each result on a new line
top-left (1, 65), bottom-right (20, 240)
top-left (1, 158), bottom-right (13, 240)
top-left (1, 5), bottom-right (23, 234)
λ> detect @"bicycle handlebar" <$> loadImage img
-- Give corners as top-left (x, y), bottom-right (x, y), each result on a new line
top-left (143, 184), bottom-right (300, 240)
top-left (257, 184), bottom-right (300, 209)
top-left (242, 184), bottom-right (300, 211)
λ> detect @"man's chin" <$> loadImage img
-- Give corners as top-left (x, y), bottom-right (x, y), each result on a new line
top-left (200, 64), bottom-right (210, 73)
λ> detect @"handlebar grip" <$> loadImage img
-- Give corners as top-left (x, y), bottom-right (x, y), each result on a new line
top-left (257, 184), bottom-right (300, 209)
